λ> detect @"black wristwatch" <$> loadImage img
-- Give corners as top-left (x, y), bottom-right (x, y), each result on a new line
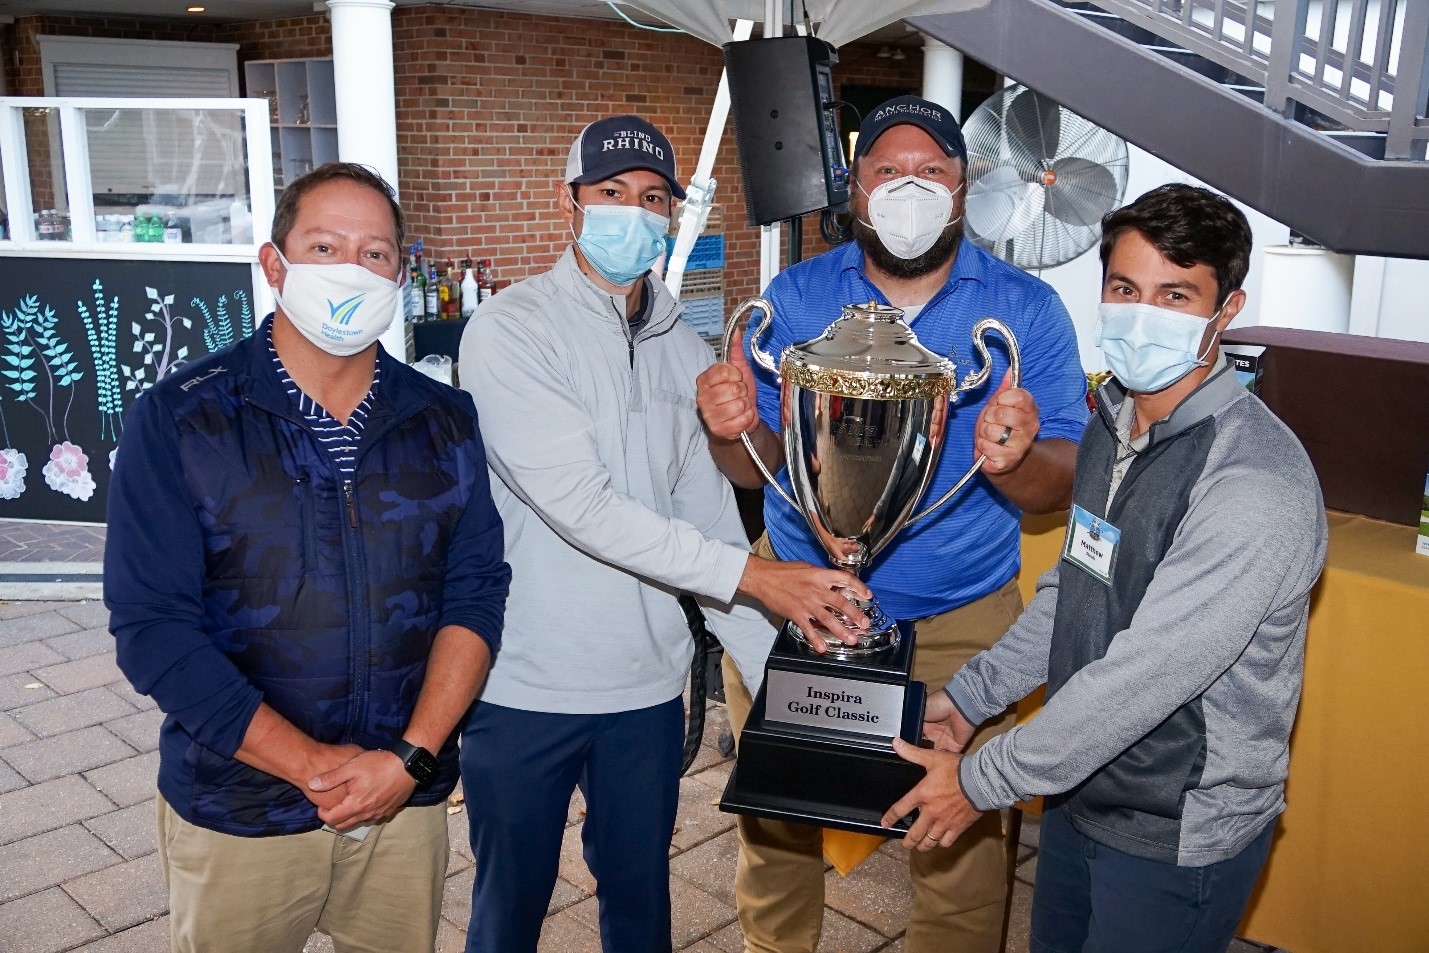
top-left (390, 739), bottom-right (438, 786)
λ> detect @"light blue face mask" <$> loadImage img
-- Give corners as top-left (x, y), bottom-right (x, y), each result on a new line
top-left (573, 202), bottom-right (669, 288)
top-left (1095, 300), bottom-right (1224, 393)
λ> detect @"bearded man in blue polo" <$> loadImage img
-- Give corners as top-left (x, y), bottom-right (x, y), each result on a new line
top-left (696, 95), bottom-right (1089, 953)
top-left (106, 162), bottom-right (510, 953)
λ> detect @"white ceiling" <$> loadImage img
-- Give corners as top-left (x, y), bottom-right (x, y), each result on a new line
top-left (0, 0), bottom-right (633, 23)
top-left (0, 0), bottom-right (919, 41)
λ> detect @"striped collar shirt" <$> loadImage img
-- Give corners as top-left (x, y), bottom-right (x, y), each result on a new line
top-left (267, 324), bottom-right (380, 479)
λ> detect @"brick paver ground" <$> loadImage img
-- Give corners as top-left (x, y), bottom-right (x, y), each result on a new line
top-left (0, 520), bottom-right (1283, 952)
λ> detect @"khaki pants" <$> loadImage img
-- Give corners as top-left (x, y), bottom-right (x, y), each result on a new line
top-left (724, 534), bottom-right (1023, 953)
top-left (156, 795), bottom-right (448, 953)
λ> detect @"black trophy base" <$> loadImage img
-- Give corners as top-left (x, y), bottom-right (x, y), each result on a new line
top-left (720, 620), bottom-right (927, 838)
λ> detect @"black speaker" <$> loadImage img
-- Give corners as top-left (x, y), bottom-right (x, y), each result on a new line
top-left (723, 36), bottom-right (850, 227)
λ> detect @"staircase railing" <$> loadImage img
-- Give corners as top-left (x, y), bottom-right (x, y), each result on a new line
top-left (1086, 0), bottom-right (1429, 158)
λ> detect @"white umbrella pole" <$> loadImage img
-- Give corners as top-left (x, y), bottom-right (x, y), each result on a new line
top-left (664, 17), bottom-right (754, 298)
top-left (760, 0), bottom-right (783, 290)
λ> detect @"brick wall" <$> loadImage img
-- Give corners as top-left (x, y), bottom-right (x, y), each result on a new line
top-left (222, 15), bottom-right (332, 65)
top-left (3, 15), bottom-right (226, 96)
top-left (1, 13), bottom-right (334, 94)
top-left (386, 6), bottom-right (920, 304)
top-left (1, 7), bottom-right (921, 303)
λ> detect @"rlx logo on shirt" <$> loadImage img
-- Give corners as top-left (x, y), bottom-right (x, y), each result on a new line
top-left (327, 294), bottom-right (366, 325)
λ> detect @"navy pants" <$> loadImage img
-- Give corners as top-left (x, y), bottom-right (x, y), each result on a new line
top-left (460, 697), bottom-right (683, 953)
top-left (1030, 806), bottom-right (1275, 953)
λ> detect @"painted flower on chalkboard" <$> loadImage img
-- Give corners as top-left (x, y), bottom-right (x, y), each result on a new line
top-left (42, 440), bottom-right (95, 501)
top-left (0, 448), bottom-right (26, 500)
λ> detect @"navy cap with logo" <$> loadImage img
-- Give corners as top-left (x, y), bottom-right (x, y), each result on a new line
top-left (565, 115), bottom-right (686, 200)
top-left (854, 95), bottom-right (967, 164)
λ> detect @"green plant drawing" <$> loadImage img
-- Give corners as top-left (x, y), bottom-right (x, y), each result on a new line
top-left (1, 294), bottom-right (83, 444)
top-left (78, 278), bottom-right (124, 441)
top-left (193, 288), bottom-right (253, 353)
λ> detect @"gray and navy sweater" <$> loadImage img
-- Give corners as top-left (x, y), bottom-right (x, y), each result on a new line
top-left (947, 362), bottom-right (1327, 867)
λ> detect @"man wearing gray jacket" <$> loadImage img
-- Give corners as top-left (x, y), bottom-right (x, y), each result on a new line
top-left (883, 185), bottom-right (1327, 953)
top-left (457, 115), bottom-right (867, 953)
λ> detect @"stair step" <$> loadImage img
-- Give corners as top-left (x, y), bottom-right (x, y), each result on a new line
top-left (1225, 84), bottom-right (1266, 105)
top-left (1146, 45), bottom-right (1255, 85)
top-left (1072, 9), bottom-right (1171, 48)
top-left (1324, 130), bottom-right (1388, 160)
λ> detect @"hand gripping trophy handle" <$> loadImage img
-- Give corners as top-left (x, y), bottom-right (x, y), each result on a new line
top-left (720, 297), bottom-right (801, 512)
top-left (906, 317), bottom-right (1023, 525)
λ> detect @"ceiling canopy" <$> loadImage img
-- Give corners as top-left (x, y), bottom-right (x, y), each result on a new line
top-left (621, 0), bottom-right (989, 49)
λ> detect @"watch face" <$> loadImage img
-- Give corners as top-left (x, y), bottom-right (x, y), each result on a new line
top-left (408, 748), bottom-right (438, 785)
top-left (398, 743), bottom-right (438, 785)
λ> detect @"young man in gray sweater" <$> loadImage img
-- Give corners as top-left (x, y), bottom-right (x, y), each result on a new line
top-left (457, 115), bottom-right (866, 953)
top-left (883, 185), bottom-right (1328, 953)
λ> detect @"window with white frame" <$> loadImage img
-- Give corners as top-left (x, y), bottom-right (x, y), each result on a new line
top-left (36, 37), bottom-right (242, 218)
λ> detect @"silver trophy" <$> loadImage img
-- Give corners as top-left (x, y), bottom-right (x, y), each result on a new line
top-left (722, 299), bottom-right (1022, 658)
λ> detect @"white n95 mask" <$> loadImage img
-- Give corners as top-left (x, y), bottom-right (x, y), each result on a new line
top-left (270, 246), bottom-right (402, 357)
top-left (860, 176), bottom-right (963, 260)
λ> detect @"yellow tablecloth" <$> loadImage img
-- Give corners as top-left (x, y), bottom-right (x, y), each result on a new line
top-left (1019, 510), bottom-right (1429, 953)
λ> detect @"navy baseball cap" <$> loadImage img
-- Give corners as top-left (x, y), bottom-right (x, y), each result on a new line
top-left (565, 115), bottom-right (686, 200)
top-left (854, 95), bottom-right (967, 163)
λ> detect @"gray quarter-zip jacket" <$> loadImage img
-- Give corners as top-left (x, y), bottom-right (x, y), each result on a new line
top-left (946, 363), bottom-right (1327, 866)
top-left (459, 249), bottom-right (775, 714)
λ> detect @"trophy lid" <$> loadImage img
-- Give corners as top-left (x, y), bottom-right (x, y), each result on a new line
top-left (782, 302), bottom-right (955, 399)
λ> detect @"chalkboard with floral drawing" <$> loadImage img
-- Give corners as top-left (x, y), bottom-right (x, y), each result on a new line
top-left (0, 256), bottom-right (255, 523)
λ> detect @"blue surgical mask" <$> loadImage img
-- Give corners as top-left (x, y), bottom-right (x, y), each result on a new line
top-left (1095, 300), bottom-right (1224, 393)
top-left (573, 203), bottom-right (669, 287)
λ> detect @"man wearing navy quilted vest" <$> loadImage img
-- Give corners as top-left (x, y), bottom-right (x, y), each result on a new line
top-left (105, 162), bottom-right (510, 953)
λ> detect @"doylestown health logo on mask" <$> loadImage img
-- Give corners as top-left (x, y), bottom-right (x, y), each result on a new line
top-left (328, 293), bottom-right (367, 325)
top-left (270, 246), bottom-right (401, 357)
top-left (319, 294), bottom-right (370, 345)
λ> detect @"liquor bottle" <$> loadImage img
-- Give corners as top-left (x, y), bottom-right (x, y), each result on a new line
top-left (477, 259), bottom-right (495, 302)
top-left (437, 261), bottom-right (452, 319)
top-left (443, 264), bottom-right (461, 320)
top-left (425, 263), bottom-right (440, 320)
top-left (405, 260), bottom-right (422, 321)
top-left (460, 258), bottom-right (479, 318)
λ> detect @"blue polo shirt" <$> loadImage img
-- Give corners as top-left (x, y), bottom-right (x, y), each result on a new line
top-left (750, 238), bottom-right (1087, 619)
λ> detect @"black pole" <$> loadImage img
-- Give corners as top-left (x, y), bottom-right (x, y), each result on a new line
top-left (787, 215), bottom-right (804, 266)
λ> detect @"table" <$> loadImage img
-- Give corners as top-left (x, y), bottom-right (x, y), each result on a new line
top-left (1019, 510), bottom-right (1429, 953)
top-left (411, 316), bottom-right (469, 363)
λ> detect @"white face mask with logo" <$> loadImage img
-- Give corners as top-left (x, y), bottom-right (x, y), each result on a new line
top-left (859, 175), bottom-right (964, 260)
top-left (270, 246), bottom-right (402, 357)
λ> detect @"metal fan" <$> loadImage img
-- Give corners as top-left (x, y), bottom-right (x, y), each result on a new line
top-left (963, 84), bottom-right (1129, 270)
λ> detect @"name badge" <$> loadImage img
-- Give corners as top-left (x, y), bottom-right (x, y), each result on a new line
top-left (1062, 504), bottom-right (1120, 585)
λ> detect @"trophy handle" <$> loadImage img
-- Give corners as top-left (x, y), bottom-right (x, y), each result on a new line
top-left (720, 297), bottom-right (801, 512)
top-left (724, 297), bottom-right (780, 377)
top-left (906, 318), bottom-right (1023, 525)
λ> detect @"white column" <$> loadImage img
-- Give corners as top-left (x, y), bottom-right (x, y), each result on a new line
top-left (1347, 255), bottom-right (1387, 337)
top-left (327, 0), bottom-right (406, 358)
top-left (922, 38), bottom-right (964, 120)
top-left (1258, 245), bottom-right (1354, 333)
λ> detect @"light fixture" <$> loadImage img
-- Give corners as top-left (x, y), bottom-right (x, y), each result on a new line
top-left (187, 5), bottom-right (206, 11)
top-left (891, 48), bottom-right (906, 61)
top-left (876, 45), bottom-right (892, 58)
